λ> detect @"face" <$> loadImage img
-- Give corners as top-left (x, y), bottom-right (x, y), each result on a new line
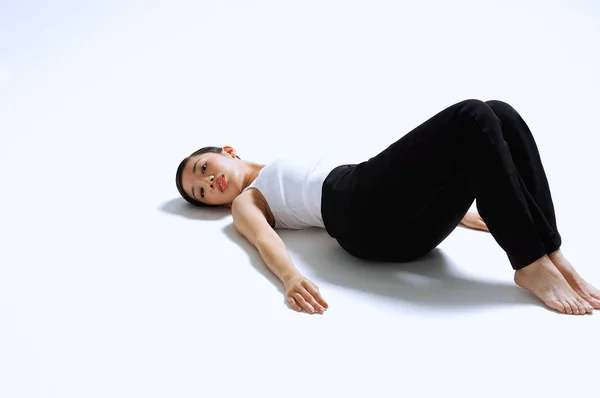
top-left (181, 147), bottom-right (243, 207)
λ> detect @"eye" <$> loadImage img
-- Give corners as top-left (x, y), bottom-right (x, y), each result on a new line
top-left (201, 162), bottom-right (207, 199)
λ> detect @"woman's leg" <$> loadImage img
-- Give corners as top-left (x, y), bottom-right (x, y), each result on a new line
top-left (328, 98), bottom-right (591, 314)
top-left (485, 100), bottom-right (600, 309)
top-left (483, 100), bottom-right (562, 256)
top-left (339, 98), bottom-right (549, 269)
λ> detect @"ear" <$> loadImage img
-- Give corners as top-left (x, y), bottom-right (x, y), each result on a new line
top-left (222, 145), bottom-right (238, 158)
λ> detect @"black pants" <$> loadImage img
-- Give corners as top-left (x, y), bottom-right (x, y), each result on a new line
top-left (321, 99), bottom-right (562, 270)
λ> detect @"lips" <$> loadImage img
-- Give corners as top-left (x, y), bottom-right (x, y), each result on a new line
top-left (216, 175), bottom-right (226, 192)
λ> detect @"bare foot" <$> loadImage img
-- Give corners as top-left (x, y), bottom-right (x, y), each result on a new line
top-left (549, 249), bottom-right (600, 309)
top-left (514, 254), bottom-right (593, 315)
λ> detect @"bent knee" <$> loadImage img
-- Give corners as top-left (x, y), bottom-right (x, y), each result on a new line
top-left (454, 99), bottom-right (498, 126)
top-left (485, 99), bottom-right (518, 119)
top-left (457, 98), bottom-right (492, 115)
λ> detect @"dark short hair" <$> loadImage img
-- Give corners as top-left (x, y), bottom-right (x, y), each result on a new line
top-left (175, 146), bottom-right (240, 208)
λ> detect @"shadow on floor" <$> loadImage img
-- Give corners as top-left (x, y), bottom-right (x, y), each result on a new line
top-left (159, 197), bottom-right (231, 221)
top-left (160, 198), bottom-right (538, 310)
top-left (221, 223), bottom-right (538, 311)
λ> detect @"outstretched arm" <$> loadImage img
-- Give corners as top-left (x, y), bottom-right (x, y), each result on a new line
top-left (231, 196), bottom-right (328, 314)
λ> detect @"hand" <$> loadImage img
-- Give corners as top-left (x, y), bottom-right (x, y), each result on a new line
top-left (460, 211), bottom-right (489, 232)
top-left (284, 275), bottom-right (329, 314)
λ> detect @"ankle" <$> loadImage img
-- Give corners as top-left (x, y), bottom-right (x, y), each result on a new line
top-left (548, 248), bottom-right (563, 261)
top-left (516, 254), bottom-right (551, 274)
top-left (548, 249), bottom-right (575, 272)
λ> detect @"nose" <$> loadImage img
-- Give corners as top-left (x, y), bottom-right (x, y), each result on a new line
top-left (204, 174), bottom-right (215, 189)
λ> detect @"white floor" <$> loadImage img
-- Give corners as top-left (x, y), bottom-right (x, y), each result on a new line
top-left (1, 1), bottom-right (599, 397)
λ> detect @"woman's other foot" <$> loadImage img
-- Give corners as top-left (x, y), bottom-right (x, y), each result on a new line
top-left (549, 249), bottom-right (600, 309)
top-left (514, 254), bottom-right (593, 315)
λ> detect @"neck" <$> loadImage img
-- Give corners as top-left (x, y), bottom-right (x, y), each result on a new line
top-left (242, 161), bottom-right (264, 191)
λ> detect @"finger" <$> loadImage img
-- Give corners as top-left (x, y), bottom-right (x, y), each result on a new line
top-left (312, 284), bottom-right (329, 309)
top-left (298, 284), bottom-right (324, 313)
top-left (303, 282), bottom-right (328, 310)
top-left (288, 296), bottom-right (302, 312)
top-left (293, 292), bottom-right (315, 314)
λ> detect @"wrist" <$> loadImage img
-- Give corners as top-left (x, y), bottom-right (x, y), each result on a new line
top-left (281, 270), bottom-right (302, 285)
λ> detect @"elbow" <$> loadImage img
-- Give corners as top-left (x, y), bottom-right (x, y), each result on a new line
top-left (255, 231), bottom-right (278, 253)
top-left (255, 236), bottom-right (270, 252)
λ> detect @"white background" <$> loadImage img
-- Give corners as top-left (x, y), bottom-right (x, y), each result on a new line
top-left (1, 1), bottom-right (599, 397)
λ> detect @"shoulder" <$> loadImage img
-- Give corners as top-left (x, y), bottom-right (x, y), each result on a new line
top-left (230, 189), bottom-right (277, 246)
top-left (233, 188), bottom-right (276, 228)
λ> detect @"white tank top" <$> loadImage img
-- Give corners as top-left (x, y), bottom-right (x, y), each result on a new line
top-left (242, 155), bottom-right (340, 229)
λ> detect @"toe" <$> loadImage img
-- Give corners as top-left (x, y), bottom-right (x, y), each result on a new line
top-left (580, 294), bottom-right (600, 310)
top-left (573, 298), bottom-right (583, 314)
top-left (564, 301), bottom-right (573, 314)
top-left (572, 301), bottom-right (581, 315)
top-left (570, 299), bottom-right (579, 315)
top-left (581, 297), bottom-right (597, 312)
top-left (576, 298), bottom-right (590, 315)
top-left (553, 300), bottom-right (566, 314)
top-left (578, 300), bottom-right (588, 315)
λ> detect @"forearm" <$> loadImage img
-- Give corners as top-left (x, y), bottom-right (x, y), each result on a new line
top-left (256, 238), bottom-right (302, 285)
